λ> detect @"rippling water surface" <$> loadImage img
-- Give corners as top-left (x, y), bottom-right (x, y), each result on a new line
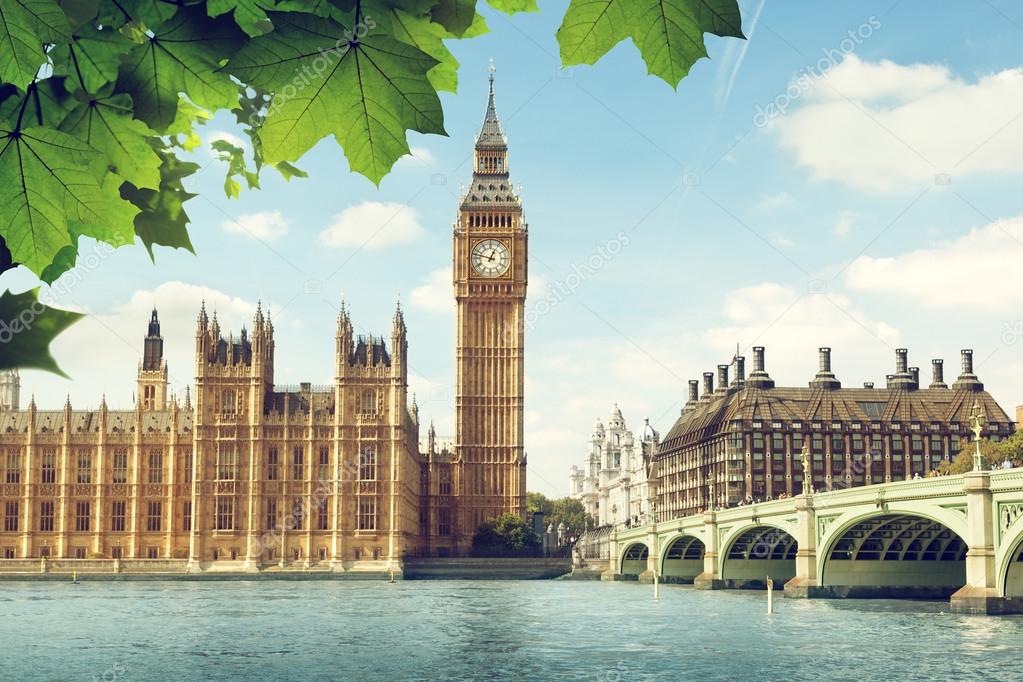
top-left (2, 579), bottom-right (1022, 681)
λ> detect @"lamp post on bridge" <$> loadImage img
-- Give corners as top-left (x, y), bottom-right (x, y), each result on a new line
top-left (969, 401), bottom-right (986, 473)
top-left (801, 441), bottom-right (813, 497)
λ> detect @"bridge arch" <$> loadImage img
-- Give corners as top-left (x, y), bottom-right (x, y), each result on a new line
top-left (819, 512), bottom-right (966, 598)
top-left (720, 524), bottom-right (797, 589)
top-left (996, 514), bottom-right (1023, 598)
top-left (619, 542), bottom-right (649, 577)
top-left (660, 534), bottom-right (705, 582)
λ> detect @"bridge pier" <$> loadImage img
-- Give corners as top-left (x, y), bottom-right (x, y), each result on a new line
top-left (637, 524), bottom-right (659, 584)
top-left (784, 495), bottom-right (819, 598)
top-left (694, 511), bottom-right (724, 590)
top-left (601, 528), bottom-right (619, 581)
top-left (950, 471), bottom-right (1016, 614)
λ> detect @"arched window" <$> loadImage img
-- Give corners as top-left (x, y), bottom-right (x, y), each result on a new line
top-left (360, 389), bottom-right (377, 417)
top-left (221, 389), bottom-right (236, 415)
top-left (359, 445), bottom-right (377, 480)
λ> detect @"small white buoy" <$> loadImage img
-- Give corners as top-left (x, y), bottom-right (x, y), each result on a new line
top-left (766, 575), bottom-right (774, 614)
top-left (654, 570), bottom-right (660, 601)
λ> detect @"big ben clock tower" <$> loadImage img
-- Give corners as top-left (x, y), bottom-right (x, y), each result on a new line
top-left (452, 65), bottom-right (528, 549)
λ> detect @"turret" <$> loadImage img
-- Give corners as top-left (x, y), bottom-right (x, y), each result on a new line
top-left (139, 308), bottom-right (168, 411)
top-left (336, 299), bottom-right (355, 375)
top-left (700, 372), bottom-right (714, 401)
top-left (952, 349), bottom-right (983, 391)
top-left (473, 61), bottom-right (508, 174)
top-left (715, 365), bottom-right (729, 396)
top-left (746, 346), bottom-right (775, 389)
top-left (391, 300), bottom-right (408, 382)
top-left (810, 347), bottom-right (841, 389)
top-left (732, 356), bottom-right (746, 389)
top-left (0, 369), bottom-right (20, 411)
top-left (888, 348), bottom-right (916, 389)
top-left (683, 379), bottom-right (699, 412)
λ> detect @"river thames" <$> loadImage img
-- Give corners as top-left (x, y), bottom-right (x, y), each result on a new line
top-left (3, 579), bottom-right (1022, 681)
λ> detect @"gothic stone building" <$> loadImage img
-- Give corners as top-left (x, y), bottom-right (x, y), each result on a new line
top-left (654, 346), bottom-right (1014, 521)
top-left (569, 405), bottom-right (657, 527)
top-left (0, 304), bottom-right (425, 568)
top-left (0, 74), bottom-right (529, 566)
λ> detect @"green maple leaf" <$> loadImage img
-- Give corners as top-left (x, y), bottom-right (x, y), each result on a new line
top-left (229, 10), bottom-right (446, 184)
top-left (0, 0), bottom-right (70, 88)
top-left (59, 88), bottom-right (163, 190)
top-left (0, 125), bottom-right (138, 276)
top-left (0, 79), bottom-right (76, 128)
top-left (0, 288), bottom-right (82, 376)
top-left (207, 0), bottom-right (276, 37)
top-left (211, 138), bottom-right (260, 198)
top-left (430, 0), bottom-right (477, 37)
top-left (58, 0), bottom-right (101, 30)
top-left (121, 149), bottom-right (197, 260)
top-left (51, 23), bottom-right (134, 94)
top-left (557, 0), bottom-right (744, 87)
top-left (486, 0), bottom-right (539, 13)
top-left (99, 0), bottom-right (178, 31)
top-left (115, 5), bottom-right (245, 132)
top-left (381, 7), bottom-right (466, 93)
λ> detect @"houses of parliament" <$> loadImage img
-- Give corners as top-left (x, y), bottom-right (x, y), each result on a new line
top-left (0, 74), bottom-right (528, 571)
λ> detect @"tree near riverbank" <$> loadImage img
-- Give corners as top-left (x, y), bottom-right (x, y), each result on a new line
top-left (526, 493), bottom-right (592, 537)
top-left (471, 513), bottom-right (542, 557)
top-left (935, 432), bottom-right (1023, 475)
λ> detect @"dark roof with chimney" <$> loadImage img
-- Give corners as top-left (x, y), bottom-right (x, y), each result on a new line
top-left (659, 348), bottom-right (1013, 452)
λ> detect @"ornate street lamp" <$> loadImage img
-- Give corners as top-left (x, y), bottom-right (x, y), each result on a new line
top-left (801, 441), bottom-right (813, 496)
top-left (969, 401), bottom-right (986, 472)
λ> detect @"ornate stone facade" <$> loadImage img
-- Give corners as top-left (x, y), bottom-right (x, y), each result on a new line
top-left (452, 68), bottom-right (528, 550)
top-left (0, 370), bottom-right (18, 412)
top-left (569, 405), bottom-right (658, 527)
top-left (0, 75), bottom-right (528, 566)
top-left (0, 303), bottom-right (423, 569)
top-left (654, 347), bottom-right (1015, 520)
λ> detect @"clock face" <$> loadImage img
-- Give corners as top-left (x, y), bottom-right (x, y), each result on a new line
top-left (471, 239), bottom-right (510, 277)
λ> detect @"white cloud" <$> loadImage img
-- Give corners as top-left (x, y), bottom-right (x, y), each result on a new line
top-left (222, 210), bottom-right (289, 241)
top-left (844, 213), bottom-right (1023, 310)
top-left (772, 234), bottom-right (795, 248)
top-left (703, 282), bottom-right (901, 385)
top-left (409, 146), bottom-right (435, 164)
top-left (410, 267), bottom-right (452, 314)
top-left (394, 146), bottom-right (436, 169)
top-left (22, 282), bottom-right (261, 409)
top-left (206, 130), bottom-right (248, 154)
top-left (771, 56), bottom-right (1023, 192)
top-left (834, 210), bottom-right (855, 238)
top-left (319, 201), bottom-right (425, 250)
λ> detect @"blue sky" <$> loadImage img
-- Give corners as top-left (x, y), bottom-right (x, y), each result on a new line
top-left (6, 0), bottom-right (1023, 496)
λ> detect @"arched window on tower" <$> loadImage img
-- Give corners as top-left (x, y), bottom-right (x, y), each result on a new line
top-left (221, 389), bottom-right (236, 416)
top-left (360, 389), bottom-right (377, 417)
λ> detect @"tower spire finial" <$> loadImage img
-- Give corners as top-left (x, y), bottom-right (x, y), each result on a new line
top-left (476, 60), bottom-right (504, 148)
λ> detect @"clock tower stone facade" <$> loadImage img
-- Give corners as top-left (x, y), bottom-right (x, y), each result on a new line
top-left (452, 70), bottom-right (528, 549)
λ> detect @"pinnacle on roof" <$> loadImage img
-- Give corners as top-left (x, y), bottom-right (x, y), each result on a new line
top-left (476, 59), bottom-right (505, 148)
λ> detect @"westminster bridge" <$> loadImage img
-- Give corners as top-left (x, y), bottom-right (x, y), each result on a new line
top-left (600, 469), bottom-right (1023, 614)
